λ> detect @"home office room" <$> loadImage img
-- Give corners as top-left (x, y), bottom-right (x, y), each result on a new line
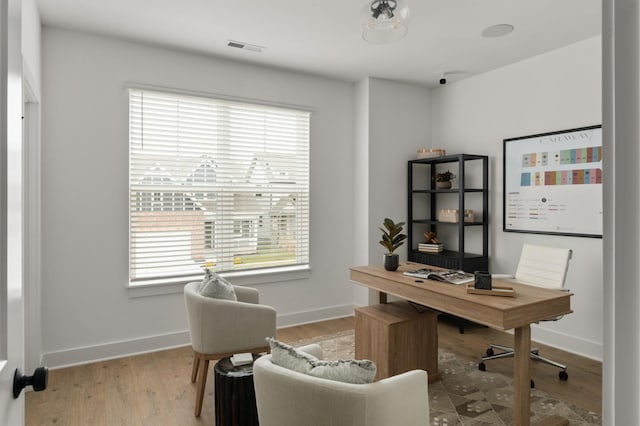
top-left (2, 0), bottom-right (637, 425)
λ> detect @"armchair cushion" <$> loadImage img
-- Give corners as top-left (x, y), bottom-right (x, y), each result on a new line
top-left (198, 269), bottom-right (237, 301)
top-left (267, 338), bottom-right (376, 384)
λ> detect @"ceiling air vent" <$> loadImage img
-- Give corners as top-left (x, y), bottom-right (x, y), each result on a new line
top-left (227, 40), bottom-right (264, 53)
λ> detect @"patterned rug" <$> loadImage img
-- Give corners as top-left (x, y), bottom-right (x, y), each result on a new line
top-left (291, 330), bottom-right (601, 426)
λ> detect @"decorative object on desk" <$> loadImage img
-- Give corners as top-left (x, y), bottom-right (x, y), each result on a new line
top-left (417, 148), bottom-right (446, 159)
top-left (439, 208), bottom-right (474, 223)
top-left (466, 283), bottom-right (515, 297)
top-left (434, 170), bottom-right (455, 189)
top-left (379, 217), bottom-right (407, 271)
top-left (474, 271), bottom-right (492, 290)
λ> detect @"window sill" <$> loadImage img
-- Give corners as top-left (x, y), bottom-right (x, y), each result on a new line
top-left (127, 264), bottom-right (311, 298)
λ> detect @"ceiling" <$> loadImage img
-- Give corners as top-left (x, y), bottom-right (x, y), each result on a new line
top-left (36, 0), bottom-right (602, 87)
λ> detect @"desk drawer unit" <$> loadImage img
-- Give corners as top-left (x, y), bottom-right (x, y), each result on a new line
top-left (355, 301), bottom-right (440, 383)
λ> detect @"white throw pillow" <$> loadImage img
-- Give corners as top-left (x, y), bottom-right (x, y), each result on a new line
top-left (198, 269), bottom-right (237, 301)
top-left (267, 337), bottom-right (376, 384)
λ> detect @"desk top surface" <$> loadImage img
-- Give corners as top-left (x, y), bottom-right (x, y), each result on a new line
top-left (350, 262), bottom-right (573, 330)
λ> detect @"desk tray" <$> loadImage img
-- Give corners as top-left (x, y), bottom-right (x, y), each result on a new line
top-left (465, 283), bottom-right (516, 297)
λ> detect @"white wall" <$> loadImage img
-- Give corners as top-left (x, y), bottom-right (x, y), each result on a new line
top-left (350, 78), bottom-right (432, 304)
top-left (352, 78), bottom-right (370, 307)
top-left (367, 78), bottom-right (432, 266)
top-left (40, 27), bottom-right (356, 367)
top-left (431, 36), bottom-right (603, 360)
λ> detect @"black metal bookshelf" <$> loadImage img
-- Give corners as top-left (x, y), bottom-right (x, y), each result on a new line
top-left (407, 154), bottom-right (489, 273)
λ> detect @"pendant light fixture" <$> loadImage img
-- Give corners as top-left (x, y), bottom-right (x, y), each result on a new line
top-left (361, 0), bottom-right (410, 44)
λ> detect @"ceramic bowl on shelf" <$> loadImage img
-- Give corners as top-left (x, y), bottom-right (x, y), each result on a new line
top-left (417, 148), bottom-right (446, 159)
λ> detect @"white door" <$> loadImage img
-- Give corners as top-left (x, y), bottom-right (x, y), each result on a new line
top-left (0, 0), bottom-right (26, 423)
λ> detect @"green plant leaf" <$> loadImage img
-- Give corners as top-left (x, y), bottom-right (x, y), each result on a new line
top-left (379, 217), bottom-right (406, 254)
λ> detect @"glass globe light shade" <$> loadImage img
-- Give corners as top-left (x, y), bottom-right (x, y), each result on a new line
top-left (361, 0), bottom-right (410, 44)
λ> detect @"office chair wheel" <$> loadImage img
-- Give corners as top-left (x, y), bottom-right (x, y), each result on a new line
top-left (478, 362), bottom-right (486, 371)
top-left (559, 370), bottom-right (568, 381)
top-left (485, 348), bottom-right (495, 357)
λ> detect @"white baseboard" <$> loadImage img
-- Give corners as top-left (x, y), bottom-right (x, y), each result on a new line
top-left (42, 331), bottom-right (192, 370)
top-left (42, 304), bottom-right (357, 369)
top-left (531, 325), bottom-right (602, 361)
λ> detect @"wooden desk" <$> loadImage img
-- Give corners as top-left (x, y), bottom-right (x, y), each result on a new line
top-left (350, 263), bottom-right (573, 426)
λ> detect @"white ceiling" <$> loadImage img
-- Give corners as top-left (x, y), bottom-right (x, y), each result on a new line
top-left (36, 0), bottom-right (602, 87)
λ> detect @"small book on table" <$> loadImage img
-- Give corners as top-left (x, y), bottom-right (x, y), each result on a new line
top-left (230, 353), bottom-right (254, 366)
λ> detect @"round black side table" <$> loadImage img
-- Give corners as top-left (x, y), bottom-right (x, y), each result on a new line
top-left (214, 355), bottom-right (260, 426)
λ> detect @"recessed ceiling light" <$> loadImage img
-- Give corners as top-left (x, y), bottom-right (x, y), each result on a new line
top-left (481, 24), bottom-right (514, 38)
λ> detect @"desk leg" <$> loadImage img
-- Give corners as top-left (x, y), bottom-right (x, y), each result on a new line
top-left (513, 325), bottom-right (531, 426)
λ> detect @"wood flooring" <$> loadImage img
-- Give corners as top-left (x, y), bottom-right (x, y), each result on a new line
top-left (26, 316), bottom-right (601, 425)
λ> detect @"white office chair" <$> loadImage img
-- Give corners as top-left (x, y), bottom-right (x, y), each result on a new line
top-left (478, 244), bottom-right (572, 385)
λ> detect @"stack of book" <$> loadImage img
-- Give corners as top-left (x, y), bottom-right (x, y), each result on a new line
top-left (418, 243), bottom-right (444, 253)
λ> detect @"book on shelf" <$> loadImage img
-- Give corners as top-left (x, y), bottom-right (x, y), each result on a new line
top-left (418, 243), bottom-right (444, 253)
top-left (403, 268), bottom-right (474, 285)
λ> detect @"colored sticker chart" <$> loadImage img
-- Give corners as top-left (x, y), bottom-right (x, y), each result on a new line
top-left (520, 168), bottom-right (602, 186)
top-left (521, 146), bottom-right (602, 167)
top-left (503, 125), bottom-right (602, 237)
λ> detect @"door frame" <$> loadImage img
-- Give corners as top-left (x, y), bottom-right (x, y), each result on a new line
top-left (22, 60), bottom-right (41, 374)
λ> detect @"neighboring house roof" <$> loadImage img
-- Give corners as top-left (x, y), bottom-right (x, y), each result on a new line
top-left (133, 157), bottom-right (300, 216)
top-left (244, 155), bottom-right (297, 186)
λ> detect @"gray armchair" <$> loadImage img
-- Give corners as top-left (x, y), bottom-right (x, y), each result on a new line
top-left (184, 281), bottom-right (276, 417)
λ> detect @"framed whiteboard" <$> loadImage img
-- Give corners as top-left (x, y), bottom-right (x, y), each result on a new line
top-left (503, 125), bottom-right (603, 238)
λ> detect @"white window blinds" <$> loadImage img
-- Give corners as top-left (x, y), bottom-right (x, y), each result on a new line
top-left (129, 88), bottom-right (310, 284)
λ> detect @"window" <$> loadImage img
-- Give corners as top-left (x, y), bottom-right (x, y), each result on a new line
top-left (129, 88), bottom-right (310, 285)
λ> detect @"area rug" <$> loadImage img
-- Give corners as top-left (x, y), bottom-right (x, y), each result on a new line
top-left (290, 330), bottom-right (601, 426)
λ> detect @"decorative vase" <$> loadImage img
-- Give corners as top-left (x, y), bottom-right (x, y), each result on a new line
top-left (383, 254), bottom-right (400, 271)
top-left (435, 181), bottom-right (452, 189)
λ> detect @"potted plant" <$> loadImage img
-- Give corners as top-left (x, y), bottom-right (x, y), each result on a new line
top-left (434, 170), bottom-right (456, 189)
top-left (379, 218), bottom-right (407, 271)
